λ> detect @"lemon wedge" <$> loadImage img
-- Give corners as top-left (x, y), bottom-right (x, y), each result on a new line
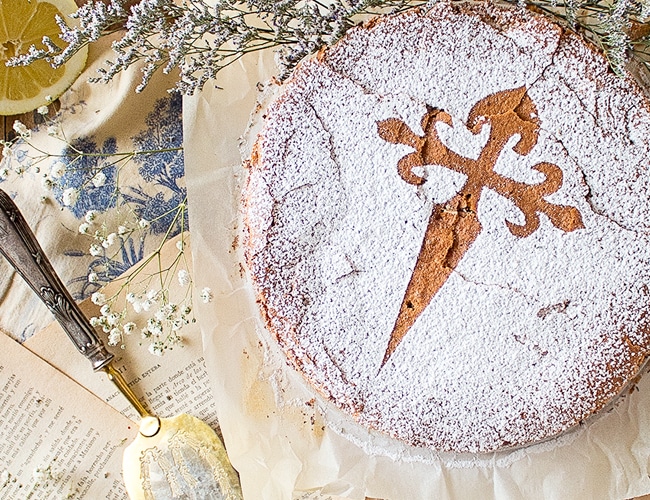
top-left (0, 0), bottom-right (88, 115)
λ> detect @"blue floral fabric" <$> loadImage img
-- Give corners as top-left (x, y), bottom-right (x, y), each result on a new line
top-left (0, 87), bottom-right (186, 341)
top-left (58, 92), bottom-right (186, 300)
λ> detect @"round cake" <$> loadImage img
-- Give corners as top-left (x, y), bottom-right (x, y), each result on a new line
top-left (241, 1), bottom-right (650, 453)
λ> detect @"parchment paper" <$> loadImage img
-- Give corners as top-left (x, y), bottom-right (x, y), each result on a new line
top-left (183, 49), bottom-right (650, 500)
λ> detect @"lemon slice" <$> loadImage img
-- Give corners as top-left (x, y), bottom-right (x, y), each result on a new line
top-left (0, 0), bottom-right (88, 115)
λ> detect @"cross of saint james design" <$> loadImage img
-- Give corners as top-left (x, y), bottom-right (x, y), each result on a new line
top-left (376, 86), bottom-right (584, 365)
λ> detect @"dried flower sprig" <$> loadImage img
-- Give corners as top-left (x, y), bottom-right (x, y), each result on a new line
top-left (87, 200), bottom-right (195, 355)
top-left (1, 109), bottom-right (195, 355)
top-left (7, 0), bottom-right (650, 95)
top-left (8, 0), bottom-right (427, 94)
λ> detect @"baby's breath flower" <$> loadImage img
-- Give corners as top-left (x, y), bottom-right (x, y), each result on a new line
top-left (178, 269), bottom-right (190, 286)
top-left (146, 317), bottom-right (163, 336)
top-left (89, 243), bottom-right (103, 256)
top-left (102, 232), bottom-right (117, 248)
top-left (85, 210), bottom-right (99, 223)
top-left (118, 225), bottom-right (129, 236)
top-left (91, 292), bottom-right (106, 305)
top-left (123, 322), bottom-right (136, 334)
top-left (47, 125), bottom-right (59, 137)
top-left (50, 161), bottom-right (66, 179)
top-left (62, 187), bottom-right (79, 207)
top-left (41, 175), bottom-right (54, 190)
top-left (149, 342), bottom-right (164, 356)
top-left (12, 120), bottom-right (30, 138)
top-left (200, 287), bottom-right (213, 304)
top-left (2, 144), bottom-right (13, 160)
top-left (138, 218), bottom-right (150, 229)
top-left (108, 328), bottom-right (122, 346)
top-left (79, 222), bottom-right (91, 234)
top-left (106, 312), bottom-right (121, 326)
top-left (33, 464), bottom-right (60, 487)
top-left (88, 272), bottom-right (99, 283)
top-left (37, 105), bottom-right (49, 115)
top-left (91, 170), bottom-right (107, 187)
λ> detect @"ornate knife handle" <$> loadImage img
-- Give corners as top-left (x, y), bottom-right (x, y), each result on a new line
top-left (0, 189), bottom-right (114, 371)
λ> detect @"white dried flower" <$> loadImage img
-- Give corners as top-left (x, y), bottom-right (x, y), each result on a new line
top-left (89, 243), bottom-right (103, 256)
top-left (91, 292), bottom-right (106, 305)
top-left (91, 170), bottom-right (106, 187)
top-left (50, 161), bottom-right (66, 178)
top-left (85, 210), bottom-right (99, 223)
top-left (40, 176), bottom-right (52, 190)
top-left (177, 269), bottom-right (190, 286)
top-left (118, 225), bottom-right (129, 235)
top-left (148, 343), bottom-right (164, 356)
top-left (47, 125), bottom-right (59, 136)
top-left (61, 187), bottom-right (78, 206)
top-left (123, 322), bottom-right (136, 334)
top-left (108, 328), bottom-right (122, 346)
top-left (106, 312), bottom-right (120, 326)
top-left (2, 144), bottom-right (13, 159)
top-left (200, 287), bottom-right (213, 303)
top-left (88, 272), bottom-right (99, 283)
top-left (37, 105), bottom-right (49, 115)
top-left (79, 222), bottom-right (91, 234)
top-left (146, 318), bottom-right (163, 336)
top-left (138, 218), bottom-right (150, 229)
top-left (12, 120), bottom-right (30, 137)
top-left (102, 232), bottom-right (117, 248)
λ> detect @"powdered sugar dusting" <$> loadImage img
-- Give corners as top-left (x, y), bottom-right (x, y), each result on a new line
top-left (242, 3), bottom-right (650, 453)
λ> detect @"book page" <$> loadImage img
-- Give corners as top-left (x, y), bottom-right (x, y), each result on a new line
top-left (0, 333), bottom-right (134, 499)
top-left (23, 234), bottom-right (222, 435)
